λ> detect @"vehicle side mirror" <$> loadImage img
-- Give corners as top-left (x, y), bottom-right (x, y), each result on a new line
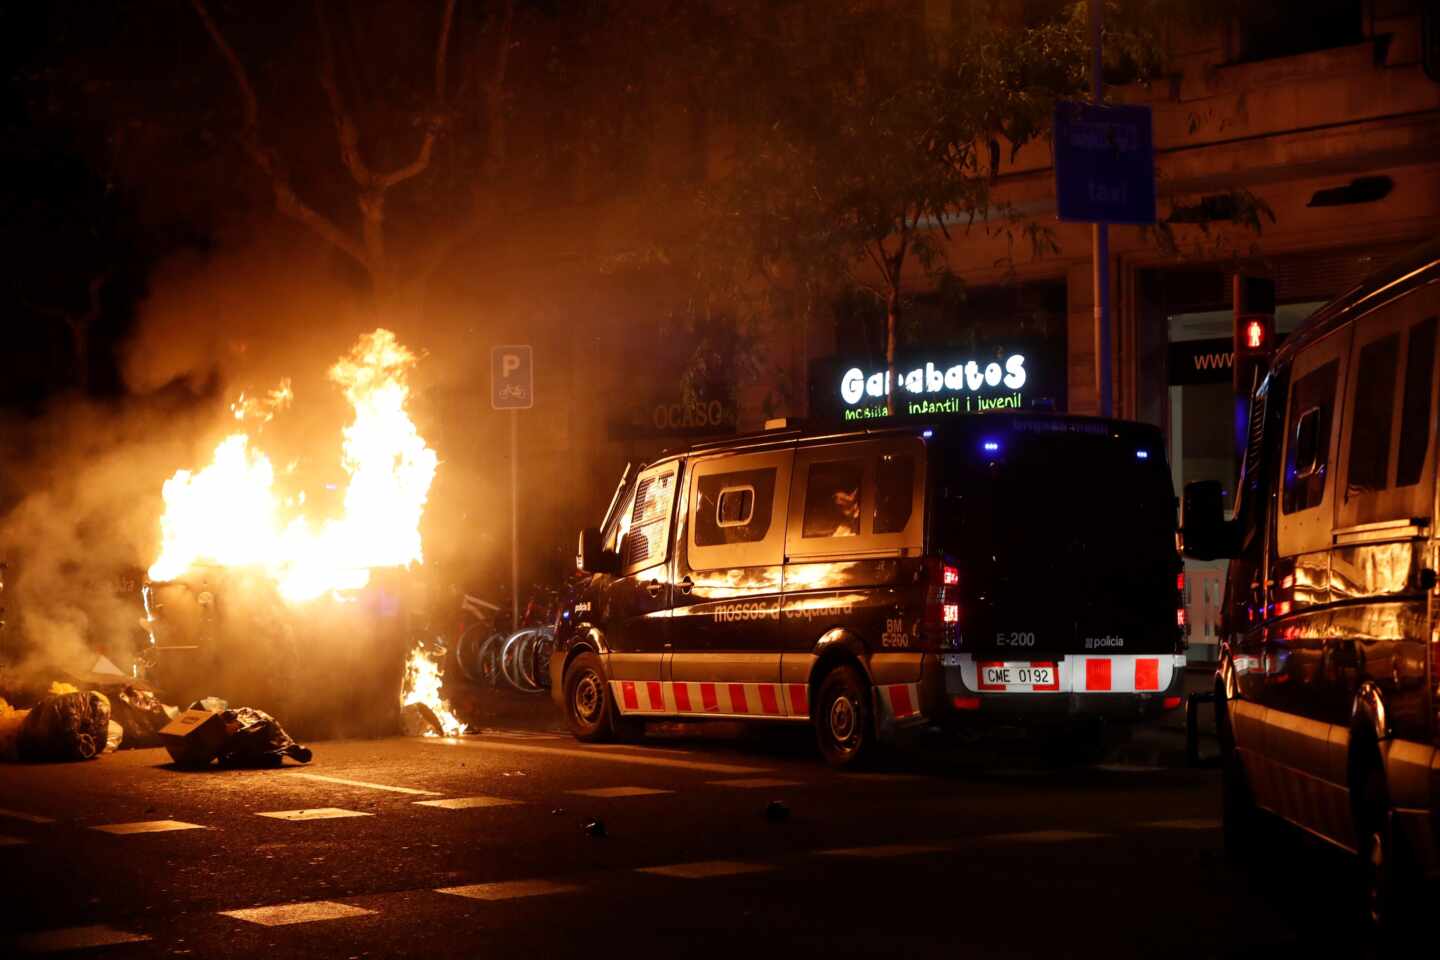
top-left (1181, 480), bottom-right (1238, 561)
top-left (576, 527), bottom-right (619, 575)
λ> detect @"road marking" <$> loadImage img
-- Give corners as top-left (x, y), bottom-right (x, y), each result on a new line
top-left (984, 830), bottom-right (1108, 843)
top-left (0, 835), bottom-right (27, 846)
top-left (838, 773), bottom-right (928, 782)
top-left (0, 807), bottom-right (55, 824)
top-left (256, 807), bottom-right (373, 822)
top-left (414, 796), bottom-right (522, 810)
top-left (290, 773), bottom-right (442, 796)
top-left (1142, 818), bottom-right (1221, 831)
top-left (14, 924), bottom-right (150, 952)
top-left (92, 820), bottom-right (206, 835)
top-left (436, 879), bottom-right (581, 901)
top-left (220, 900), bottom-right (375, 926)
top-left (817, 844), bottom-right (948, 858)
top-left (567, 786), bottom-right (673, 798)
top-left (707, 777), bottom-right (804, 788)
top-left (1094, 763), bottom-right (1165, 773)
top-left (422, 737), bottom-right (770, 775)
top-left (638, 860), bottom-right (774, 879)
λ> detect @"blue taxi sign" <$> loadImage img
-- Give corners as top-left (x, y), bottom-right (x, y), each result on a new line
top-left (1053, 101), bottom-right (1157, 225)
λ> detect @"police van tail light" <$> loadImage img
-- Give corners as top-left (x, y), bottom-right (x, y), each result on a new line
top-left (921, 557), bottom-right (961, 650)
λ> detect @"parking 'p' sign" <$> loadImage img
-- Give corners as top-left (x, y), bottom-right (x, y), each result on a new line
top-left (491, 345), bottom-right (533, 410)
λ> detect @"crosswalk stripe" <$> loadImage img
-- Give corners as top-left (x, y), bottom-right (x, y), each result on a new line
top-left (0, 807), bottom-right (55, 824)
top-left (706, 778), bottom-right (804, 788)
top-left (567, 786), bottom-right (673, 798)
top-left (220, 901), bottom-right (374, 926)
top-left (92, 820), bottom-right (206, 835)
top-left (14, 924), bottom-right (150, 952)
top-left (289, 773), bottom-right (442, 796)
top-left (638, 860), bottom-right (774, 879)
top-left (419, 737), bottom-right (769, 774)
top-left (436, 879), bottom-right (580, 901)
top-left (414, 796), bottom-right (521, 810)
top-left (0, 835), bottom-right (28, 846)
top-left (1141, 818), bottom-right (1221, 830)
top-left (256, 807), bottom-right (372, 822)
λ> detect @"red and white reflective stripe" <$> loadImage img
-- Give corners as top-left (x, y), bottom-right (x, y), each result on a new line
top-left (610, 681), bottom-right (808, 718)
top-left (878, 683), bottom-right (922, 721)
top-left (1069, 655), bottom-right (1170, 693)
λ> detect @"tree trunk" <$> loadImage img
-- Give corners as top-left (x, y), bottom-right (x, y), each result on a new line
top-left (885, 289), bottom-right (899, 416)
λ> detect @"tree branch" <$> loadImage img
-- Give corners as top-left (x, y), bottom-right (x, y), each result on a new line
top-left (189, 0), bottom-right (369, 271)
top-left (435, 0), bottom-right (455, 100)
top-left (314, 0), bottom-right (373, 186)
top-left (482, 0), bottom-right (517, 179)
top-left (372, 0), bottom-right (455, 191)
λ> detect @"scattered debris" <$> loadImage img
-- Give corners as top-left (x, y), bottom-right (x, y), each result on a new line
top-left (16, 690), bottom-right (112, 762)
top-left (159, 708), bottom-right (230, 767)
top-left (764, 800), bottom-right (790, 823)
top-left (583, 817), bottom-right (607, 838)
top-left (159, 703), bottom-right (311, 768)
top-left (104, 720), bottom-right (123, 754)
top-left (110, 685), bottom-right (175, 749)
top-left (550, 807), bottom-right (566, 816)
top-left (399, 702), bottom-right (446, 737)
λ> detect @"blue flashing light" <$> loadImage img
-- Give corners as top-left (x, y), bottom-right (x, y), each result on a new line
top-left (982, 441), bottom-right (1000, 452)
top-left (921, 429), bottom-right (933, 439)
top-left (1136, 450), bottom-right (1149, 460)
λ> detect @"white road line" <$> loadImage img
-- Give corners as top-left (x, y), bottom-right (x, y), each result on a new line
top-left (984, 830), bottom-right (1108, 843)
top-left (0, 835), bottom-right (28, 846)
top-left (0, 807), bottom-right (55, 824)
top-left (421, 737), bottom-right (770, 775)
top-left (256, 807), bottom-right (373, 822)
top-left (414, 796), bottom-right (522, 810)
top-left (838, 773), bottom-right (928, 782)
top-left (14, 924), bottom-right (150, 952)
top-left (1094, 763), bottom-right (1165, 773)
top-left (1142, 818), bottom-right (1221, 831)
top-left (92, 820), bottom-right (206, 836)
top-left (289, 773), bottom-right (442, 796)
top-left (436, 879), bottom-right (581, 901)
top-left (706, 777), bottom-right (804, 788)
top-left (220, 901), bottom-right (375, 926)
top-left (638, 860), bottom-right (774, 879)
top-left (817, 844), bottom-right (949, 858)
top-left (567, 786), bottom-right (673, 798)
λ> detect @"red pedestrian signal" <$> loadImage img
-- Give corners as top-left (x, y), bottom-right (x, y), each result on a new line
top-left (1245, 319), bottom-right (1266, 350)
top-left (1233, 275), bottom-right (1276, 395)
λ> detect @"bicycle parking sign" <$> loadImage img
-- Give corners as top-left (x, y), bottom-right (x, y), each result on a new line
top-left (491, 345), bottom-right (533, 410)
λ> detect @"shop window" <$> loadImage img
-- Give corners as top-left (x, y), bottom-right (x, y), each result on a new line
top-left (802, 461), bottom-right (864, 539)
top-left (1234, 0), bottom-right (1362, 63)
top-left (1283, 361), bottom-right (1339, 515)
top-left (1345, 334), bottom-right (1399, 499)
top-left (1397, 316), bottom-right (1438, 488)
top-left (695, 468), bottom-right (776, 547)
top-left (622, 470), bottom-right (676, 570)
top-left (874, 454), bottom-right (916, 534)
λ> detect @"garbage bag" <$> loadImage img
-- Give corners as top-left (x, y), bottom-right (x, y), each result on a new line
top-left (191, 696), bottom-right (228, 714)
top-left (104, 720), bottom-right (123, 754)
top-left (110, 685), bottom-right (173, 749)
top-left (210, 706), bottom-right (311, 767)
top-left (0, 698), bottom-right (29, 762)
top-left (16, 691), bottom-right (112, 762)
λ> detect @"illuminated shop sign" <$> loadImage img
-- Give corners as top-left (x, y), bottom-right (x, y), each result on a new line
top-left (839, 355), bottom-right (1028, 419)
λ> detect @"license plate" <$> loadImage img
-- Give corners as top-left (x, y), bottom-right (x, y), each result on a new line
top-left (977, 661), bottom-right (1059, 692)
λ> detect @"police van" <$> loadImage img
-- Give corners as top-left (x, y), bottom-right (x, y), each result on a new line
top-left (1183, 241), bottom-right (1440, 931)
top-left (553, 414), bottom-right (1186, 766)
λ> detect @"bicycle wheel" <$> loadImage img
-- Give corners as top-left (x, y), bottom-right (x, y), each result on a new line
top-left (454, 622), bottom-right (491, 683)
top-left (530, 628), bottom-right (556, 691)
top-left (501, 629), bottom-right (543, 693)
top-left (478, 632), bottom-right (505, 688)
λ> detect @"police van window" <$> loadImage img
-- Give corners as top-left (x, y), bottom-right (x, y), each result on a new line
top-left (716, 486), bottom-right (755, 527)
top-left (802, 460), bottom-right (863, 538)
top-left (1397, 315), bottom-right (1437, 488)
top-left (1345, 334), bottom-right (1399, 499)
top-left (874, 453), bottom-right (915, 534)
top-left (695, 469), bottom-right (776, 546)
top-left (621, 470), bottom-right (676, 570)
top-left (1282, 360), bottom-right (1339, 515)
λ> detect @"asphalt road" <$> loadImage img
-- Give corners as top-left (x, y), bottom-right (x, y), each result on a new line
top-left (0, 708), bottom-right (1387, 959)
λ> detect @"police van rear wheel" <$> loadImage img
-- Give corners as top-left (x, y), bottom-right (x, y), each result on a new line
top-left (564, 653), bottom-right (621, 743)
top-left (815, 665), bottom-right (873, 768)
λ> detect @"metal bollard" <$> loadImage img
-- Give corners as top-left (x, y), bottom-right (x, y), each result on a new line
top-left (1186, 691), bottom-right (1217, 768)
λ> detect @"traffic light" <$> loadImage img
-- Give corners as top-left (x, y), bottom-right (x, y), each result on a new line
top-left (1233, 274), bottom-right (1275, 395)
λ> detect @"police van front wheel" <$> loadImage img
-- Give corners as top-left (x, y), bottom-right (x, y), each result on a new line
top-left (815, 665), bottom-right (874, 768)
top-left (563, 653), bottom-right (637, 743)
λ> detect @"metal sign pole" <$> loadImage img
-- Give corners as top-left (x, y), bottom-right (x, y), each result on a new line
top-left (1090, 0), bottom-right (1112, 418)
top-left (510, 407), bottom-right (519, 633)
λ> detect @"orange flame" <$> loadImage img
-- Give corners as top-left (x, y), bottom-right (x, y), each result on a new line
top-left (400, 641), bottom-right (463, 736)
top-left (147, 329), bottom-right (438, 603)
